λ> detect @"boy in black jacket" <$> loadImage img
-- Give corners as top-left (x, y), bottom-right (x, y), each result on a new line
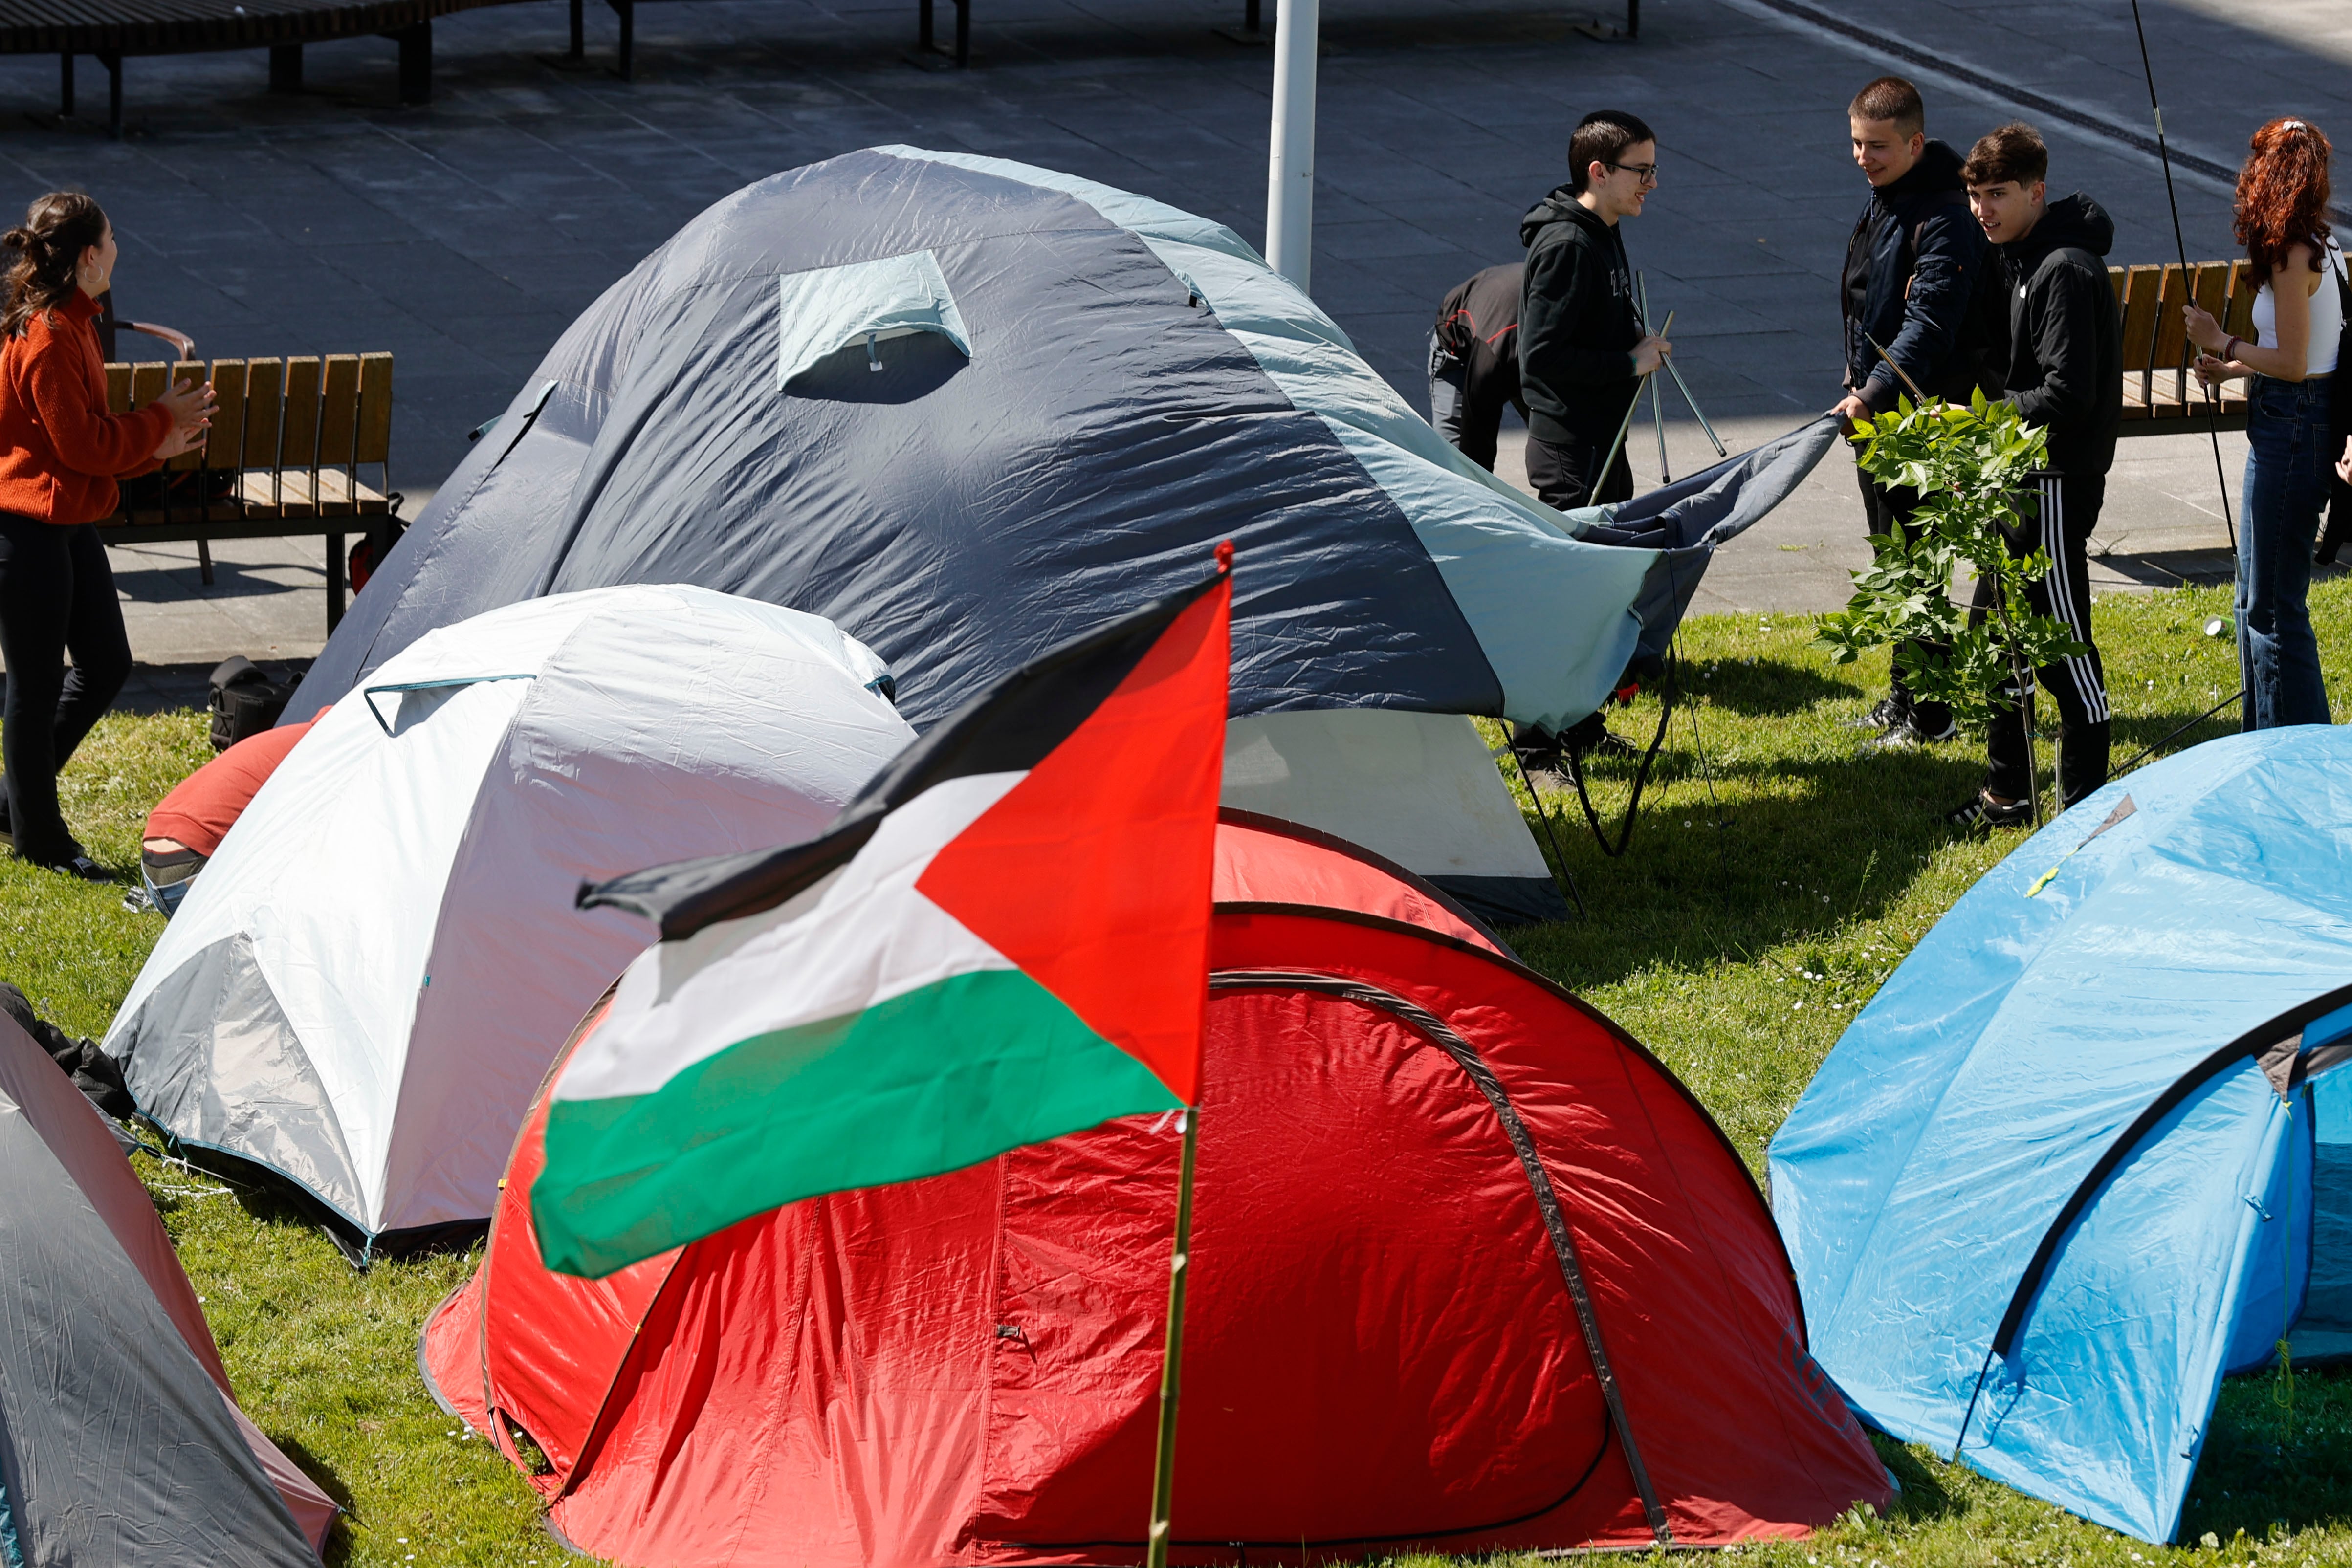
top-left (1834, 77), bottom-right (2003, 750)
top-left (1952, 122), bottom-right (2122, 828)
top-left (1517, 110), bottom-right (1671, 509)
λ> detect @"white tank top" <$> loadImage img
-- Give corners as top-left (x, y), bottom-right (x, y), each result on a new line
top-left (2251, 236), bottom-right (2345, 375)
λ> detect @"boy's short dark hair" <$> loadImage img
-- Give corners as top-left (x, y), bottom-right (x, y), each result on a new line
top-left (1848, 76), bottom-right (1924, 137)
top-left (1962, 122), bottom-right (2050, 188)
top-left (1568, 110), bottom-right (1658, 195)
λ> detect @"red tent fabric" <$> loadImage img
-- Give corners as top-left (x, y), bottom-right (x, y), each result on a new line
top-left (146, 718), bottom-right (315, 856)
top-left (420, 814), bottom-right (1887, 1565)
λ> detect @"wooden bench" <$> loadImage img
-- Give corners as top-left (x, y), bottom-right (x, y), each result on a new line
top-left (0, 0), bottom-right (523, 137)
top-left (2110, 260), bottom-right (2258, 437)
top-left (99, 351), bottom-right (398, 632)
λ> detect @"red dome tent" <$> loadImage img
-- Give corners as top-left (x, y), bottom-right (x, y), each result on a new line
top-left (420, 813), bottom-right (1887, 1564)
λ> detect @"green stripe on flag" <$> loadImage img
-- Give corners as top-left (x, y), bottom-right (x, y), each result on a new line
top-left (533, 968), bottom-right (1183, 1277)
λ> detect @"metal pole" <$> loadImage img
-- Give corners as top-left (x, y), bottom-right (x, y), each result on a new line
top-left (1589, 309), bottom-right (1670, 505)
top-left (1263, 0), bottom-right (1318, 290)
top-left (2127, 0), bottom-right (2236, 552)
top-left (1642, 276), bottom-right (1671, 484)
top-left (1143, 1107), bottom-right (1200, 1568)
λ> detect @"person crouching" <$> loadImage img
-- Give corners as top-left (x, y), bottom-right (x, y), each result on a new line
top-left (1951, 124), bottom-right (2121, 829)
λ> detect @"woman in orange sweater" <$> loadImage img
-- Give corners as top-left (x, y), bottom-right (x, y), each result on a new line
top-left (0, 193), bottom-right (212, 878)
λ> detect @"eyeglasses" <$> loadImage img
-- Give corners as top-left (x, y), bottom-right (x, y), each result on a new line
top-left (1606, 161), bottom-right (1660, 187)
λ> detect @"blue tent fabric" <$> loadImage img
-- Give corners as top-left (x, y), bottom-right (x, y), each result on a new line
top-left (1569, 415), bottom-right (1842, 659)
top-left (1771, 726), bottom-right (2352, 1542)
top-left (287, 147), bottom-right (1667, 737)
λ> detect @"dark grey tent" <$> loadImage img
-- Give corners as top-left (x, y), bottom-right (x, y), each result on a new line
top-left (0, 1009), bottom-right (330, 1563)
top-left (285, 147), bottom-right (1745, 924)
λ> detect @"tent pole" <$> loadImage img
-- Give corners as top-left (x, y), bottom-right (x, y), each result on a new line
top-left (1143, 1106), bottom-right (1200, 1568)
top-left (1262, 0), bottom-right (1318, 291)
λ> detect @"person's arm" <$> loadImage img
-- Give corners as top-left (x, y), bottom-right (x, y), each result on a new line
top-left (22, 327), bottom-right (178, 478)
top-left (1859, 204), bottom-right (1982, 412)
top-left (2190, 242), bottom-right (2319, 384)
top-left (2009, 263), bottom-right (2102, 430)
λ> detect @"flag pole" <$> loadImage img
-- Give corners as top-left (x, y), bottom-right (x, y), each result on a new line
top-left (1144, 1106), bottom-right (1200, 1568)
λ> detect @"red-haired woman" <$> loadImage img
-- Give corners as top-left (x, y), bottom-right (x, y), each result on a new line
top-left (0, 193), bottom-right (212, 878)
top-left (2186, 117), bottom-right (2342, 729)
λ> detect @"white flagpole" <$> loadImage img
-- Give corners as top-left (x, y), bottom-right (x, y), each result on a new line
top-left (1263, 0), bottom-right (1318, 291)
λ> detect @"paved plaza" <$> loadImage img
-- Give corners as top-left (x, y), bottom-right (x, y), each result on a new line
top-left (0, 0), bottom-right (2346, 667)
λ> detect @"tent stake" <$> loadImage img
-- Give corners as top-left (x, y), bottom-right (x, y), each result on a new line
top-left (1144, 1106), bottom-right (1199, 1568)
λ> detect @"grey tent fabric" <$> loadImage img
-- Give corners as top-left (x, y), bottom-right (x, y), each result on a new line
top-left (0, 1037), bottom-right (317, 1566)
top-left (1568, 414), bottom-right (1843, 659)
top-left (285, 147), bottom-right (1666, 740)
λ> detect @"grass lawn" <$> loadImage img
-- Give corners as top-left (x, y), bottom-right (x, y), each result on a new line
top-left (5, 580), bottom-right (2352, 1566)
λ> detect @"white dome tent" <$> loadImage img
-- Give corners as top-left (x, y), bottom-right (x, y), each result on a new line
top-left (106, 585), bottom-right (913, 1253)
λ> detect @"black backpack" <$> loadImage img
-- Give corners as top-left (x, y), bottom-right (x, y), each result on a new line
top-left (207, 657), bottom-right (290, 752)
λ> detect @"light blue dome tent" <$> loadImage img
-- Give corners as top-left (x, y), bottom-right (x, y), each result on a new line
top-left (1771, 727), bottom-right (2352, 1543)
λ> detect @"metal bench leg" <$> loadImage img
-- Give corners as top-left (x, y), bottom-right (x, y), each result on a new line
top-left (269, 44), bottom-right (302, 92)
top-left (100, 52), bottom-right (120, 137)
top-left (395, 19), bottom-right (430, 103)
top-left (954, 0), bottom-right (967, 65)
top-left (327, 532), bottom-right (346, 631)
top-left (1244, 0), bottom-right (1258, 33)
top-left (197, 536), bottom-right (214, 586)
top-left (59, 53), bottom-right (72, 118)
top-left (613, 0), bottom-right (633, 78)
top-left (569, 0), bottom-right (584, 57)
top-left (918, 0), bottom-right (931, 51)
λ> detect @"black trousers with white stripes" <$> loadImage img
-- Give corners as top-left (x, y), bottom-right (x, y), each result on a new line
top-left (1972, 473), bottom-right (2112, 808)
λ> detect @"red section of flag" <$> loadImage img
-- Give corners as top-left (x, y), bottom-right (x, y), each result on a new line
top-left (918, 575), bottom-right (1231, 1104)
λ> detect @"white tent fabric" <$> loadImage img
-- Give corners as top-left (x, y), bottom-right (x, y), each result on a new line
top-left (104, 586), bottom-right (913, 1244)
top-left (1220, 712), bottom-right (1562, 923)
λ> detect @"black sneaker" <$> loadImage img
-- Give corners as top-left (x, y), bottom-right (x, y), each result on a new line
top-left (1569, 726), bottom-right (1641, 762)
top-left (1947, 790), bottom-right (2034, 832)
top-left (30, 853), bottom-right (115, 883)
top-left (1843, 696), bottom-right (1909, 732)
top-left (1867, 717), bottom-right (1959, 752)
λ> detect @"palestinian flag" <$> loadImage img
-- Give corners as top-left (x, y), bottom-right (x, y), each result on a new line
top-left (531, 556), bottom-right (1233, 1279)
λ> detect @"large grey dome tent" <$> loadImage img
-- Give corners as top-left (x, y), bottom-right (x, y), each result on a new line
top-left (286, 147), bottom-right (1719, 923)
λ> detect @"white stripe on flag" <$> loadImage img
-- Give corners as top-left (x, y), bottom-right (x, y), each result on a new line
top-left (554, 771), bottom-right (1026, 1104)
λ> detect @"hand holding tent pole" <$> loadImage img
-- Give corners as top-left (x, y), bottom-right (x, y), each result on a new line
top-left (1589, 309), bottom-right (1673, 505)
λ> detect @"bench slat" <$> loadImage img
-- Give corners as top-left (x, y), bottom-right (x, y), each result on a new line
top-left (208, 359), bottom-right (248, 481)
top-left (167, 359), bottom-right (205, 471)
top-left (356, 351), bottom-right (392, 466)
top-left (317, 353), bottom-right (360, 517)
top-left (242, 358), bottom-right (284, 509)
top-left (2149, 267), bottom-right (2193, 418)
top-left (280, 356), bottom-right (321, 519)
top-left (2224, 259), bottom-right (2259, 340)
top-left (105, 361), bottom-right (131, 414)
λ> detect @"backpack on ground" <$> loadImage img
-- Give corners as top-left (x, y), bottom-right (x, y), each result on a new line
top-left (207, 658), bottom-right (289, 753)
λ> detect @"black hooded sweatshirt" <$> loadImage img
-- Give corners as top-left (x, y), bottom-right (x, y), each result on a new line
top-left (1994, 193), bottom-right (2123, 480)
top-left (1517, 188), bottom-right (1641, 445)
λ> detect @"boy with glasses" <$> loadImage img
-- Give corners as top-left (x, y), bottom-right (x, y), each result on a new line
top-left (1517, 109), bottom-right (1671, 512)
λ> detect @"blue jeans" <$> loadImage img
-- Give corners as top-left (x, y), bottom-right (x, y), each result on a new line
top-left (2238, 374), bottom-right (2335, 729)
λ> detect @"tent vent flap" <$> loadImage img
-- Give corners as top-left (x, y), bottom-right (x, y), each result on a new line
top-left (776, 250), bottom-right (971, 388)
